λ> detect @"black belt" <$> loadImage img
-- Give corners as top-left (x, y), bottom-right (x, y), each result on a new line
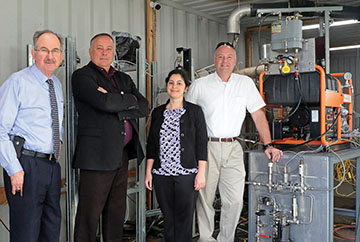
top-left (22, 149), bottom-right (55, 160)
top-left (208, 137), bottom-right (238, 142)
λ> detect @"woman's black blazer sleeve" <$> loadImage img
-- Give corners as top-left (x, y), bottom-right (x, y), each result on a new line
top-left (146, 106), bottom-right (162, 160)
top-left (194, 105), bottom-right (208, 162)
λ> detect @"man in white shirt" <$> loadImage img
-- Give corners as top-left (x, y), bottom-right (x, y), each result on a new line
top-left (186, 42), bottom-right (283, 242)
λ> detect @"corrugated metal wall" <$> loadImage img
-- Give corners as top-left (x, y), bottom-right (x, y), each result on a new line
top-left (155, 4), bottom-right (231, 91)
top-left (331, 49), bottom-right (360, 128)
top-left (0, 0), bottom-right (145, 83)
top-left (0, 0), bottom-right (232, 87)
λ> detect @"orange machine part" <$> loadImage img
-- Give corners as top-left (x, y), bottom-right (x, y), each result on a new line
top-left (258, 66), bottom-right (352, 146)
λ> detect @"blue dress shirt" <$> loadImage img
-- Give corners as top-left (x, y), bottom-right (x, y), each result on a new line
top-left (0, 65), bottom-right (64, 176)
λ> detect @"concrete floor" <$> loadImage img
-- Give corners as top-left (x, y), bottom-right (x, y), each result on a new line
top-left (333, 196), bottom-right (357, 242)
top-left (122, 178), bottom-right (358, 242)
top-left (122, 214), bottom-right (356, 241)
top-left (122, 197), bottom-right (357, 241)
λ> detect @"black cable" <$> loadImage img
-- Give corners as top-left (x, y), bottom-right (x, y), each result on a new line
top-left (297, 73), bottom-right (309, 109)
top-left (286, 94), bottom-right (302, 120)
top-left (257, 13), bottom-right (273, 61)
top-left (283, 73), bottom-right (303, 120)
top-left (281, 72), bottom-right (309, 121)
top-left (294, 110), bottom-right (342, 147)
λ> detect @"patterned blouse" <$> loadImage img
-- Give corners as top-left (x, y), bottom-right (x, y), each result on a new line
top-left (152, 107), bottom-right (198, 176)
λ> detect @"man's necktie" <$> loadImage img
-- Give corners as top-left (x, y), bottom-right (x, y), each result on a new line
top-left (46, 79), bottom-right (60, 160)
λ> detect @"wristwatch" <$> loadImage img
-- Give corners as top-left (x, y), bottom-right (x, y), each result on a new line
top-left (264, 143), bottom-right (274, 149)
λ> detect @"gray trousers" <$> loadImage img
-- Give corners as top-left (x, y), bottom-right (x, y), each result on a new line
top-left (197, 141), bottom-right (245, 242)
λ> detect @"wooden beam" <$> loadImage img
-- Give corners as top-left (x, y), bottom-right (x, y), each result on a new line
top-left (245, 31), bottom-right (253, 67)
top-left (330, 41), bottom-right (360, 48)
top-left (0, 187), bottom-right (6, 205)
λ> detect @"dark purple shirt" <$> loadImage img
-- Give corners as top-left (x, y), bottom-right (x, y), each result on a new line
top-left (91, 61), bottom-right (133, 146)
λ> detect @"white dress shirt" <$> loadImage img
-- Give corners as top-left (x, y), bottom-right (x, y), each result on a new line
top-left (186, 72), bottom-right (265, 138)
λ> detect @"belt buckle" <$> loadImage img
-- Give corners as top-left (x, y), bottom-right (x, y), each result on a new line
top-left (219, 138), bottom-right (224, 143)
top-left (49, 154), bottom-right (53, 160)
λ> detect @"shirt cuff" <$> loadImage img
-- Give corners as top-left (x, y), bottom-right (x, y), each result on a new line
top-left (6, 160), bottom-right (23, 176)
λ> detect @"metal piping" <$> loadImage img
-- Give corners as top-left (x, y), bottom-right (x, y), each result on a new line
top-left (227, 4), bottom-right (252, 34)
top-left (236, 65), bottom-right (265, 78)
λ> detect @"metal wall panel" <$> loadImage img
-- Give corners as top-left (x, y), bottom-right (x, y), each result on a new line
top-left (174, 9), bottom-right (187, 47)
top-left (331, 49), bottom-right (360, 128)
top-left (198, 17), bottom-right (210, 68)
top-left (186, 12), bottom-right (199, 68)
top-left (128, 0), bottom-right (145, 37)
top-left (158, 4), bottom-right (175, 86)
top-left (156, 6), bottom-right (229, 91)
top-left (69, 0), bottom-right (92, 60)
top-left (0, 0), bottom-right (146, 84)
top-left (0, 1), bottom-right (18, 80)
top-left (111, 0), bottom-right (130, 31)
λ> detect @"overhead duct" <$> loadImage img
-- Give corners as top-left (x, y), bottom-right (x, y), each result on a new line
top-left (227, 4), bottom-right (252, 34)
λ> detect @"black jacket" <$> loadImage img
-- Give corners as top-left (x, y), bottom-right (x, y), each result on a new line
top-left (147, 100), bottom-right (208, 169)
top-left (72, 62), bottom-right (148, 170)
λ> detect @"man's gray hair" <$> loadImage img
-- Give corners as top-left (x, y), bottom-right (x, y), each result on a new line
top-left (33, 30), bottom-right (63, 50)
top-left (90, 33), bottom-right (114, 49)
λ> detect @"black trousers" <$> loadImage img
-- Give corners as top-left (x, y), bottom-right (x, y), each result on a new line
top-left (74, 151), bottom-right (129, 242)
top-left (153, 173), bottom-right (198, 242)
top-left (3, 155), bottom-right (61, 242)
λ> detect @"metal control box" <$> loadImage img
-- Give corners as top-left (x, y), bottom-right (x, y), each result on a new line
top-left (271, 19), bottom-right (303, 51)
top-left (247, 150), bottom-right (335, 242)
top-left (263, 38), bottom-right (316, 75)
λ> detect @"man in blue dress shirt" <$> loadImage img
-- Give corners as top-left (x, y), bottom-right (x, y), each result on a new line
top-left (0, 30), bottom-right (64, 242)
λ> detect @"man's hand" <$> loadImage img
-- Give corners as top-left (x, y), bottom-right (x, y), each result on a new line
top-left (265, 146), bottom-right (283, 162)
top-left (10, 170), bottom-right (25, 196)
top-left (97, 86), bottom-right (108, 94)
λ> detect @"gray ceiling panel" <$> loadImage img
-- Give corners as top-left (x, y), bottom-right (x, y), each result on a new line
top-left (162, 0), bottom-right (360, 46)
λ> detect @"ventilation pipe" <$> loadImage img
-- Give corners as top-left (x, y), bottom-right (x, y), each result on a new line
top-left (227, 4), bottom-right (253, 34)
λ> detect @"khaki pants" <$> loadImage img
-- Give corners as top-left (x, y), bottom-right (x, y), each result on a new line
top-left (197, 141), bottom-right (245, 242)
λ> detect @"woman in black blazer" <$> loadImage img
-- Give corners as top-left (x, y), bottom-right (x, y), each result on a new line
top-left (145, 69), bottom-right (208, 242)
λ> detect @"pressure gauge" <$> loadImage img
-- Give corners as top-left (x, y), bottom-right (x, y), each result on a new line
top-left (344, 72), bottom-right (352, 81)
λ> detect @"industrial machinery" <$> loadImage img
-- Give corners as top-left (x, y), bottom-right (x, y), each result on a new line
top-left (246, 6), bottom-right (358, 242)
top-left (248, 149), bottom-right (360, 242)
top-left (174, 47), bottom-right (192, 73)
top-left (174, 47), bottom-right (194, 82)
top-left (258, 12), bottom-right (353, 146)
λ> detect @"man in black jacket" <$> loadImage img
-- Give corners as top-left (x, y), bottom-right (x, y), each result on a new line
top-left (72, 33), bottom-right (148, 242)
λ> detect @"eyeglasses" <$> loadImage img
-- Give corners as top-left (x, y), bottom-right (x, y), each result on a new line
top-left (215, 42), bottom-right (235, 50)
top-left (35, 47), bottom-right (62, 56)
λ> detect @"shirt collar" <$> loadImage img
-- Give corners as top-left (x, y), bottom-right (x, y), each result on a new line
top-left (214, 72), bottom-right (233, 83)
top-left (30, 64), bottom-right (55, 84)
top-left (89, 61), bottom-right (116, 79)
